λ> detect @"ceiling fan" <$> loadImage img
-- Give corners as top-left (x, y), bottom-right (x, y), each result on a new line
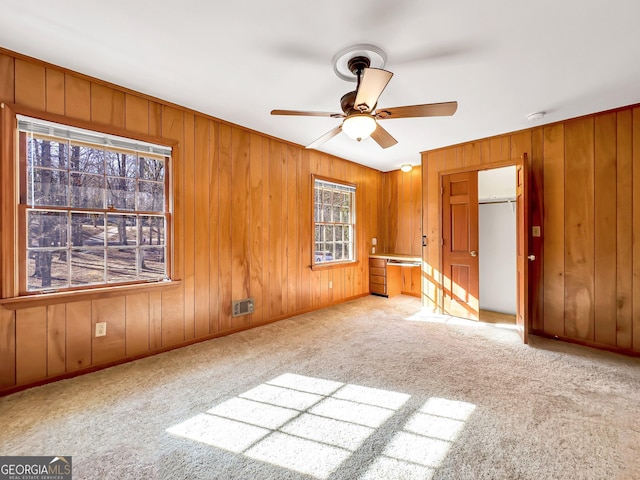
top-left (271, 55), bottom-right (458, 149)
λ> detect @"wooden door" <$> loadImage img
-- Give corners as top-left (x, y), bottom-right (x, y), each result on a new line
top-left (442, 171), bottom-right (479, 319)
top-left (516, 154), bottom-right (530, 343)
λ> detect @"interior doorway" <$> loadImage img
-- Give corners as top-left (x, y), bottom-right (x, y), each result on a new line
top-left (478, 166), bottom-right (517, 324)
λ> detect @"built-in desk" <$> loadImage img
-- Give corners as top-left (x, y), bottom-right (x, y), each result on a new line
top-left (369, 254), bottom-right (421, 297)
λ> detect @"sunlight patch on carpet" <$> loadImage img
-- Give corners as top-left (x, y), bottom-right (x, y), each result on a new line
top-left (361, 397), bottom-right (476, 479)
top-left (166, 373), bottom-right (411, 479)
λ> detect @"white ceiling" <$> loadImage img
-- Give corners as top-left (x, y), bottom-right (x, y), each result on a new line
top-left (2, 0), bottom-right (640, 172)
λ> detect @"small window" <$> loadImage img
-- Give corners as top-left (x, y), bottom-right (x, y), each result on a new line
top-left (18, 116), bottom-right (172, 293)
top-left (313, 176), bottom-right (356, 266)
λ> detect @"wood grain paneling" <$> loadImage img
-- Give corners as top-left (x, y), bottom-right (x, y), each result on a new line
top-left (16, 307), bottom-right (47, 384)
top-left (46, 304), bottom-right (66, 377)
top-left (616, 110), bottom-right (633, 349)
top-left (0, 53), bottom-right (15, 102)
top-left (422, 103), bottom-right (640, 354)
top-left (64, 74), bottom-right (91, 121)
top-left (231, 127), bottom-right (251, 326)
top-left (593, 113), bottom-right (617, 346)
top-left (564, 117), bottom-right (595, 341)
top-left (15, 59), bottom-right (45, 110)
top-left (92, 297), bottom-right (126, 365)
top-left (149, 290), bottom-right (162, 350)
top-left (125, 94), bottom-right (149, 134)
top-left (45, 68), bottom-right (65, 115)
top-left (0, 48), bottom-right (383, 394)
top-left (208, 121), bottom-right (220, 334)
top-left (633, 107), bottom-right (640, 350)
top-left (125, 293), bottom-right (150, 356)
top-left (381, 166), bottom-right (422, 257)
top-left (0, 308), bottom-right (16, 388)
top-left (91, 84), bottom-right (125, 128)
top-left (542, 124), bottom-right (565, 337)
top-left (66, 300), bottom-right (91, 371)
top-left (194, 115), bottom-right (210, 337)
top-left (218, 124), bottom-right (233, 330)
top-left (183, 112), bottom-right (196, 340)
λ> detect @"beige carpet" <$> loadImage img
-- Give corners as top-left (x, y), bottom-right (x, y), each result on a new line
top-left (1, 295), bottom-right (639, 480)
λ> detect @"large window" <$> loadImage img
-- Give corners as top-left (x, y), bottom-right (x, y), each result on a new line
top-left (18, 116), bottom-right (171, 293)
top-left (313, 177), bottom-right (356, 265)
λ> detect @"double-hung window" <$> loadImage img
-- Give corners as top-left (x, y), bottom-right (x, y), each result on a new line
top-left (313, 177), bottom-right (356, 266)
top-left (18, 116), bottom-right (171, 293)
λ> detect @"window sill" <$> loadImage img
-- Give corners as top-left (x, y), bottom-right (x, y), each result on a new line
top-left (310, 260), bottom-right (359, 271)
top-left (0, 280), bottom-right (181, 310)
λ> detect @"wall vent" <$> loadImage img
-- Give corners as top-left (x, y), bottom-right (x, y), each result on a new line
top-left (232, 298), bottom-right (255, 317)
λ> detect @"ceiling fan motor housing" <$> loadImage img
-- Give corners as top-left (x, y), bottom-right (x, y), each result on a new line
top-left (347, 56), bottom-right (371, 76)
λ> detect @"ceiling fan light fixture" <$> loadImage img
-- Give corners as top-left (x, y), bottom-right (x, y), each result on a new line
top-left (342, 114), bottom-right (377, 142)
top-left (400, 164), bottom-right (413, 173)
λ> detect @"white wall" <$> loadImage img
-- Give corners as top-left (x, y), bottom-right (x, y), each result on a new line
top-left (479, 202), bottom-right (516, 314)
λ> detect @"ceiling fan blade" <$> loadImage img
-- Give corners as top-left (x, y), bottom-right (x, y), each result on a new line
top-left (354, 68), bottom-right (393, 112)
top-left (375, 101), bottom-right (458, 119)
top-left (370, 124), bottom-right (398, 149)
top-left (271, 109), bottom-right (344, 118)
top-left (306, 125), bottom-right (342, 149)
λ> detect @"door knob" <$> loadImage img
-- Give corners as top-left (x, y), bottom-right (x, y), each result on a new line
top-left (528, 254), bottom-right (536, 261)
top-left (470, 251), bottom-right (478, 257)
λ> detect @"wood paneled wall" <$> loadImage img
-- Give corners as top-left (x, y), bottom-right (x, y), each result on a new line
top-left (381, 166), bottom-right (422, 256)
top-left (422, 106), bottom-right (640, 354)
top-left (0, 49), bottom-right (382, 392)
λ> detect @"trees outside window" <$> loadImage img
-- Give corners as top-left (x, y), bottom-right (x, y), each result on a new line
top-left (313, 177), bottom-right (356, 266)
top-left (19, 117), bottom-right (171, 292)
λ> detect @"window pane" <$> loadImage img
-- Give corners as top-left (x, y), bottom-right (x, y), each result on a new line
top-left (333, 205), bottom-right (341, 222)
top-left (70, 144), bottom-right (104, 174)
top-left (344, 226), bottom-right (350, 241)
top-left (140, 247), bottom-right (166, 280)
top-left (107, 215), bottom-right (137, 246)
top-left (71, 213), bottom-right (104, 247)
top-left (139, 156), bottom-right (165, 181)
top-left (344, 242), bottom-right (351, 260)
top-left (314, 187), bottom-right (321, 204)
top-left (106, 150), bottom-right (137, 178)
top-left (27, 249), bottom-right (69, 291)
top-left (28, 167), bottom-right (68, 207)
top-left (314, 203), bottom-right (321, 222)
top-left (107, 177), bottom-right (136, 210)
top-left (324, 243), bottom-right (334, 261)
top-left (106, 247), bottom-right (137, 283)
top-left (140, 216), bottom-right (165, 246)
top-left (28, 136), bottom-right (68, 169)
top-left (27, 210), bottom-right (68, 248)
top-left (333, 191), bottom-right (341, 207)
top-left (322, 204), bottom-right (331, 222)
top-left (71, 249), bottom-right (105, 286)
top-left (138, 181), bottom-right (164, 212)
top-left (335, 242), bottom-right (343, 260)
top-left (324, 225), bottom-right (333, 242)
top-left (70, 173), bottom-right (105, 208)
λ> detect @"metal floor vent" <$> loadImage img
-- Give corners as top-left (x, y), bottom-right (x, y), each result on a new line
top-left (232, 298), bottom-right (254, 317)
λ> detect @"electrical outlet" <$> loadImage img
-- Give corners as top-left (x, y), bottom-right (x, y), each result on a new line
top-left (328, 281), bottom-right (333, 289)
top-left (371, 246), bottom-right (376, 254)
top-left (95, 322), bottom-right (107, 337)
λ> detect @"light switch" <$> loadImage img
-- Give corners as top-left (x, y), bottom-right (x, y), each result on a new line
top-left (532, 226), bottom-right (541, 237)
top-left (372, 237), bottom-right (377, 246)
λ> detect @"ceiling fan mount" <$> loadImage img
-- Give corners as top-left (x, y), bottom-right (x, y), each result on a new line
top-left (271, 45), bottom-right (458, 150)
